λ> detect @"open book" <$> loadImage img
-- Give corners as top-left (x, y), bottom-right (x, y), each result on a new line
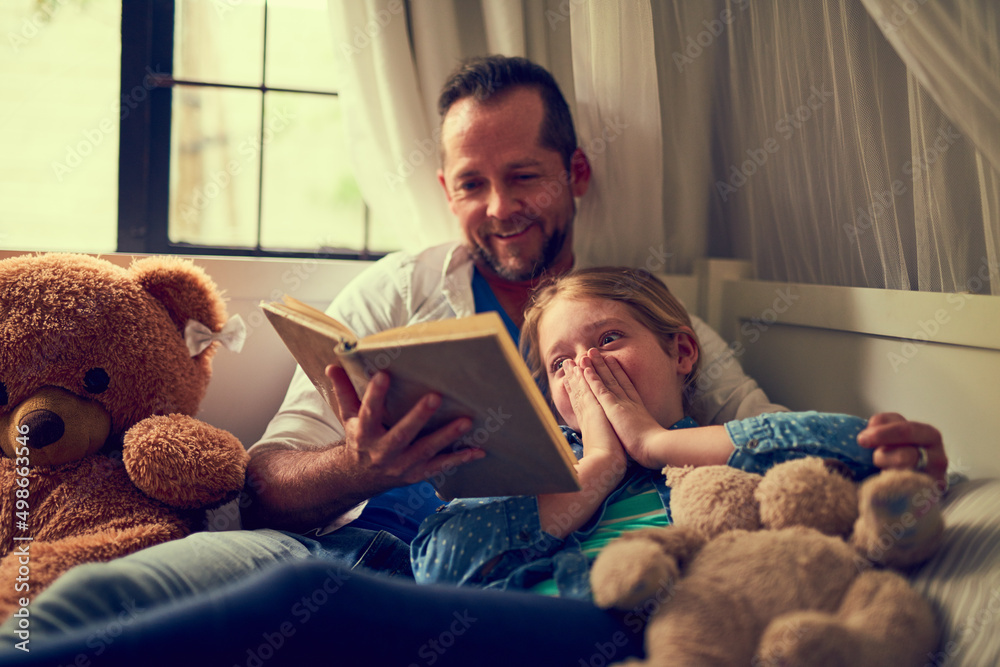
top-left (260, 296), bottom-right (581, 500)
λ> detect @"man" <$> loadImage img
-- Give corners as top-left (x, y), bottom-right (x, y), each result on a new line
top-left (0, 55), bottom-right (945, 640)
top-left (242, 54), bottom-right (945, 545)
top-left (240, 55), bottom-right (788, 558)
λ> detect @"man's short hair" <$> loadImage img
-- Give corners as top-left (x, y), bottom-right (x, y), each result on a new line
top-left (438, 55), bottom-right (577, 169)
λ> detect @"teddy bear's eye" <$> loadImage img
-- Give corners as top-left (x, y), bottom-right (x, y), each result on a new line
top-left (84, 368), bottom-right (110, 394)
top-left (0, 382), bottom-right (7, 406)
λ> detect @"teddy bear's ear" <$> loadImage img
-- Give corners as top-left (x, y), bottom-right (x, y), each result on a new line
top-left (664, 465), bottom-right (696, 487)
top-left (666, 465), bottom-right (764, 537)
top-left (129, 257), bottom-right (227, 334)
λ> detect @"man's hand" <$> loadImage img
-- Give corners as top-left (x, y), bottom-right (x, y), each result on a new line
top-left (327, 365), bottom-right (485, 492)
top-left (858, 412), bottom-right (948, 486)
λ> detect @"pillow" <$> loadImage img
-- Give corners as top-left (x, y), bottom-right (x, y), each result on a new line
top-left (907, 476), bottom-right (1000, 667)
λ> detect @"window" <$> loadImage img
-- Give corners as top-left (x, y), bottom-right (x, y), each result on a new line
top-left (1, 0), bottom-right (121, 253)
top-left (2, 0), bottom-right (379, 259)
top-left (121, 0), bottom-right (376, 259)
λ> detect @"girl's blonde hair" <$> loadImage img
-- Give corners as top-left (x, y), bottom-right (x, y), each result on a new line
top-left (519, 266), bottom-right (701, 403)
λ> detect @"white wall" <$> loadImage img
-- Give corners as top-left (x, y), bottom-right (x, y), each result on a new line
top-left (177, 255), bottom-right (371, 447)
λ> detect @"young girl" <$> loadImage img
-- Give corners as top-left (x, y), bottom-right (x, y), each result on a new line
top-left (411, 267), bottom-right (884, 599)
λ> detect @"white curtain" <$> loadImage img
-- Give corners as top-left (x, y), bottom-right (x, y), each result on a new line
top-left (862, 0), bottom-right (1000, 292)
top-left (405, 1), bottom-right (569, 133)
top-left (707, 0), bottom-right (999, 294)
top-left (330, 0), bottom-right (999, 295)
top-left (326, 0), bottom-right (454, 251)
top-left (649, 2), bottom-right (726, 275)
top-left (572, 1), bottom-right (729, 275)
top-left (569, 1), bottom-right (667, 272)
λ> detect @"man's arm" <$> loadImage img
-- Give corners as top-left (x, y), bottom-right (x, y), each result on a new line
top-left (243, 367), bottom-right (483, 531)
top-left (243, 446), bottom-right (377, 532)
top-left (243, 248), bottom-right (484, 532)
top-left (859, 412), bottom-right (948, 486)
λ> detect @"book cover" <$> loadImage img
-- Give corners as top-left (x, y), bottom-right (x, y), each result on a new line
top-left (260, 297), bottom-right (580, 500)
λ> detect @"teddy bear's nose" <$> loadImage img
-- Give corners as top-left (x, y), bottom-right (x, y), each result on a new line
top-left (19, 409), bottom-right (66, 448)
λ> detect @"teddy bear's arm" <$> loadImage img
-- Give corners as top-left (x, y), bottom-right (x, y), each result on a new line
top-left (851, 469), bottom-right (944, 567)
top-left (123, 414), bottom-right (249, 509)
top-left (590, 525), bottom-right (706, 610)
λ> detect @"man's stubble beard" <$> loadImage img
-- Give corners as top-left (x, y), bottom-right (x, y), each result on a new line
top-left (473, 225), bottom-right (569, 283)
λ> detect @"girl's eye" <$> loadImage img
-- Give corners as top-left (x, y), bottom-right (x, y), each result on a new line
top-left (550, 357), bottom-right (567, 374)
top-left (599, 331), bottom-right (623, 346)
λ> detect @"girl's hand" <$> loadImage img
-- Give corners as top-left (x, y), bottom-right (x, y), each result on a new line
top-left (537, 361), bottom-right (627, 539)
top-left (563, 359), bottom-right (627, 474)
top-left (578, 349), bottom-right (666, 468)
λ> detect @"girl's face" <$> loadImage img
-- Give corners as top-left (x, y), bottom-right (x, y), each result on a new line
top-left (536, 295), bottom-right (694, 432)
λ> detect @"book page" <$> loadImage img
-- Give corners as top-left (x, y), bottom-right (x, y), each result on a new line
top-left (268, 296), bottom-right (356, 342)
top-left (358, 311), bottom-right (505, 347)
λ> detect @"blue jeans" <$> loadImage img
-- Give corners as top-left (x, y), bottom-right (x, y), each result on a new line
top-left (287, 526), bottom-right (413, 577)
top-left (0, 526), bottom-right (410, 640)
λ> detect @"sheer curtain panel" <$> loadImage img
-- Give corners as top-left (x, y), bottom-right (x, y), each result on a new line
top-left (707, 0), bottom-right (998, 294)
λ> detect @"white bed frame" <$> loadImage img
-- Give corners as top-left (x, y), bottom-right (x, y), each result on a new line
top-left (3, 251), bottom-right (997, 479)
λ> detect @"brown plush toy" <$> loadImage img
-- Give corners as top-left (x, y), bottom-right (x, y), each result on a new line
top-left (0, 253), bottom-right (249, 622)
top-left (590, 457), bottom-right (944, 667)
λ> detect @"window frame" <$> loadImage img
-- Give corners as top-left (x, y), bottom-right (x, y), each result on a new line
top-left (117, 0), bottom-right (377, 260)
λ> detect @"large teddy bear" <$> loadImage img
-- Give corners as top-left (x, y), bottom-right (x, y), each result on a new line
top-left (591, 457), bottom-right (944, 667)
top-left (0, 253), bottom-right (249, 622)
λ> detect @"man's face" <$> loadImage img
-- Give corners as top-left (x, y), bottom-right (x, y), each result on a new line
top-left (438, 87), bottom-right (589, 283)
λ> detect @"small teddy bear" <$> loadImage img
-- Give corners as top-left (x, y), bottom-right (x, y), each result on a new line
top-left (0, 253), bottom-right (249, 622)
top-left (590, 457), bottom-right (944, 666)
